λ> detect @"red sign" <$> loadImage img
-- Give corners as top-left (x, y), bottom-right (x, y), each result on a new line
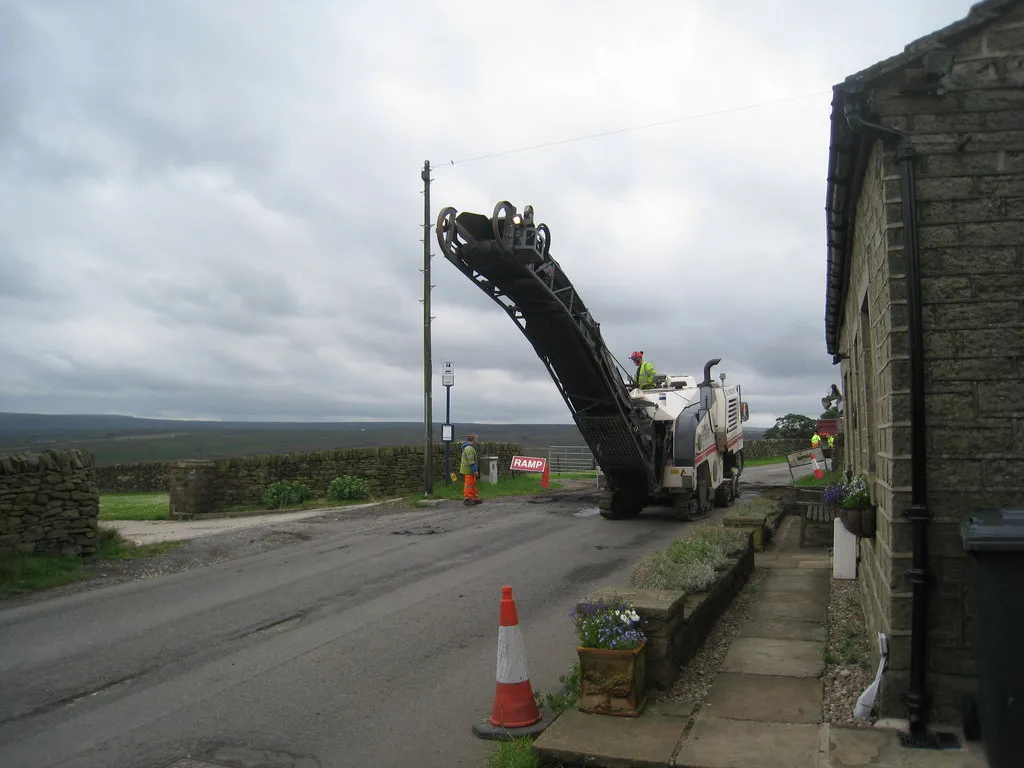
top-left (510, 455), bottom-right (547, 472)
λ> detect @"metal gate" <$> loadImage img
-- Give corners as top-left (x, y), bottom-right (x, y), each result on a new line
top-left (548, 445), bottom-right (597, 474)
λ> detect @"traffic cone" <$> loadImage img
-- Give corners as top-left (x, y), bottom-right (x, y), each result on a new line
top-left (812, 456), bottom-right (825, 479)
top-left (489, 586), bottom-right (541, 727)
top-left (540, 462), bottom-right (550, 489)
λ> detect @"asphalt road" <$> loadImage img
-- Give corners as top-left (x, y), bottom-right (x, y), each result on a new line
top-left (0, 484), bottom-right (769, 768)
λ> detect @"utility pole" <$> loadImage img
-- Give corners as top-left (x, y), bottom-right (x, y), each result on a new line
top-left (421, 161), bottom-right (434, 496)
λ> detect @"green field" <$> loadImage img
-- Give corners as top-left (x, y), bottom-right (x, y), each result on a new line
top-left (100, 493), bottom-right (171, 520)
top-left (743, 455), bottom-right (787, 467)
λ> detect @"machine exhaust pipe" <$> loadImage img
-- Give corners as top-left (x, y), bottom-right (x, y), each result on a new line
top-left (701, 358), bottom-right (722, 386)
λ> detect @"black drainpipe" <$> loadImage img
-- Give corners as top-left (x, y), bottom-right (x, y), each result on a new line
top-left (843, 97), bottom-right (931, 737)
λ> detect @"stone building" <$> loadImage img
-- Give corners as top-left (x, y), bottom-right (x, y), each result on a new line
top-left (823, 0), bottom-right (1024, 733)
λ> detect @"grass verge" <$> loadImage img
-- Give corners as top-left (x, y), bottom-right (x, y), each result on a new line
top-left (100, 492), bottom-right (171, 521)
top-left (411, 473), bottom-right (565, 504)
top-left (794, 470), bottom-right (843, 487)
top-left (0, 528), bottom-right (181, 598)
top-left (743, 455), bottom-right (787, 466)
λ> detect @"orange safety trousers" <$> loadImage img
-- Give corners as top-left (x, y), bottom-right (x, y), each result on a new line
top-left (463, 473), bottom-right (479, 500)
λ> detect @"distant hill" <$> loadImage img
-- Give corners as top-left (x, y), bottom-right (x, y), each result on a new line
top-left (0, 412), bottom-right (766, 466)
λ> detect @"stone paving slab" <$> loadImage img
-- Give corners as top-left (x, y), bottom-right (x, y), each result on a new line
top-left (747, 590), bottom-right (828, 624)
top-left (703, 673), bottom-right (822, 724)
top-left (533, 708), bottom-right (688, 768)
top-left (826, 725), bottom-right (990, 767)
top-left (762, 573), bottom-right (830, 595)
top-left (721, 637), bottom-right (825, 678)
top-left (673, 717), bottom-right (822, 768)
top-left (737, 617), bottom-right (827, 642)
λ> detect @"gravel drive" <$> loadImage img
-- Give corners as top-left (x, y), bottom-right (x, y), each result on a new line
top-left (822, 576), bottom-right (876, 727)
top-left (662, 566), bottom-right (769, 709)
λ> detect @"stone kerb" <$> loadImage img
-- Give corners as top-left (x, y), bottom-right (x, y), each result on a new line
top-left (582, 532), bottom-right (755, 692)
top-left (0, 449), bottom-right (101, 556)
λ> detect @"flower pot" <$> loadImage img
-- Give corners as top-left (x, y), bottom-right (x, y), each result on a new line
top-left (839, 505), bottom-right (876, 539)
top-left (577, 641), bottom-right (647, 717)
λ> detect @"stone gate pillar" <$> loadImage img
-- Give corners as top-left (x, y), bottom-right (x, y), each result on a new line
top-left (168, 460), bottom-right (217, 519)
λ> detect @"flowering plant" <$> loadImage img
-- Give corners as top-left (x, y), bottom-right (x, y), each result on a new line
top-left (823, 473), bottom-right (872, 508)
top-left (570, 597), bottom-right (646, 650)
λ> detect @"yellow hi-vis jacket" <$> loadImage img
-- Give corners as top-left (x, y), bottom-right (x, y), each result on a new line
top-left (811, 433), bottom-right (821, 447)
top-left (636, 361), bottom-right (657, 389)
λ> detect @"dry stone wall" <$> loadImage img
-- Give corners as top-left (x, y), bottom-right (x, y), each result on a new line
top-left (95, 463), bottom-right (169, 493)
top-left (0, 449), bottom-right (100, 556)
top-left (741, 438), bottom-right (810, 459)
top-left (169, 442), bottom-right (521, 518)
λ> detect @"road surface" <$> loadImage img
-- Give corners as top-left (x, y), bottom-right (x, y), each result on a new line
top-left (0, 485), bottom-right (767, 768)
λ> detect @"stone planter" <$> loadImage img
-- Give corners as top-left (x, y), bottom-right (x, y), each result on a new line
top-left (723, 514), bottom-right (768, 551)
top-left (577, 641), bottom-right (647, 717)
top-left (585, 533), bottom-right (755, 693)
top-left (838, 505), bottom-right (876, 539)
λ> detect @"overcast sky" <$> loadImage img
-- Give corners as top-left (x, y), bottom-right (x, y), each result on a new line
top-left (0, 0), bottom-right (975, 428)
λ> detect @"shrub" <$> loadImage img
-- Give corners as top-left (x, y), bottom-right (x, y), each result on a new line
top-left (327, 475), bottom-right (370, 502)
top-left (570, 597), bottom-right (645, 650)
top-left (630, 526), bottom-right (750, 594)
top-left (263, 480), bottom-right (312, 509)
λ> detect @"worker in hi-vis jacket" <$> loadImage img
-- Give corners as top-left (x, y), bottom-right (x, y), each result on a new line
top-left (630, 350), bottom-right (657, 390)
top-left (459, 433), bottom-right (483, 505)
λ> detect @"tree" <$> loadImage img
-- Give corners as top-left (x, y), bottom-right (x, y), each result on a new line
top-left (764, 413), bottom-right (818, 440)
top-left (820, 406), bottom-right (841, 418)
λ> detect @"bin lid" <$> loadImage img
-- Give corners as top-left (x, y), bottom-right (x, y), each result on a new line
top-left (961, 509), bottom-right (1024, 552)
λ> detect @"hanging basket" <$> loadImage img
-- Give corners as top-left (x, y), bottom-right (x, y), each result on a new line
top-left (577, 641), bottom-right (647, 717)
top-left (838, 505), bottom-right (877, 539)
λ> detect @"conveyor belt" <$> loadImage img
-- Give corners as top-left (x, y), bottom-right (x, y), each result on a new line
top-left (435, 201), bottom-right (658, 489)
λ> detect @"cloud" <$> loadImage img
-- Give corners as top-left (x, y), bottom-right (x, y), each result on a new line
top-left (0, 0), bottom-right (977, 430)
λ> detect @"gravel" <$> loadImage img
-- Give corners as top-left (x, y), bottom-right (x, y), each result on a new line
top-left (662, 566), bottom-right (769, 709)
top-left (822, 576), bottom-right (876, 727)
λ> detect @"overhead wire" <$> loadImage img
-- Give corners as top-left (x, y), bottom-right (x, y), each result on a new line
top-left (434, 89), bottom-right (831, 169)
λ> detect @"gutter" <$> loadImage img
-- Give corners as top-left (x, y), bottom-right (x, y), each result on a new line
top-left (841, 96), bottom-right (933, 740)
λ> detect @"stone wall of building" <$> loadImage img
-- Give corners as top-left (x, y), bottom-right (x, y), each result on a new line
top-left (0, 449), bottom-right (101, 556)
top-left (95, 463), bottom-right (169, 493)
top-left (168, 442), bottom-right (522, 518)
top-left (842, 5), bottom-right (1024, 724)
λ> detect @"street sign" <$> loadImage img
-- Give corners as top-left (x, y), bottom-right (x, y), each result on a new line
top-left (510, 456), bottom-right (547, 472)
top-left (509, 455), bottom-right (549, 488)
top-left (442, 361), bottom-right (455, 387)
top-left (441, 423), bottom-right (453, 442)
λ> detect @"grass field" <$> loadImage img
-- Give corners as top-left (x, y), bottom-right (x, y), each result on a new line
top-left (100, 493), bottom-right (171, 520)
top-left (414, 472), bottom-right (574, 503)
top-left (0, 529), bottom-right (181, 598)
top-left (743, 455), bottom-right (787, 467)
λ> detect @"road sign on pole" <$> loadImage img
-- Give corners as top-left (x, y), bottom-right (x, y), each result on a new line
top-left (442, 361), bottom-right (454, 387)
top-left (442, 362), bottom-right (455, 485)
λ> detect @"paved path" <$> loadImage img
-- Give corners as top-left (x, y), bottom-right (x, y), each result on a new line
top-left (0, 492), bottom-right (731, 768)
top-left (535, 516), bottom-right (990, 767)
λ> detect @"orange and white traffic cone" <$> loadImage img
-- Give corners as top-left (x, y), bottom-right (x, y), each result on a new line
top-left (472, 586), bottom-right (549, 740)
top-left (812, 457), bottom-right (825, 480)
top-left (540, 463), bottom-right (550, 490)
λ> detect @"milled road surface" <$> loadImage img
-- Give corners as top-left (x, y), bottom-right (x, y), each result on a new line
top-left (0, 486), bottom-right (760, 768)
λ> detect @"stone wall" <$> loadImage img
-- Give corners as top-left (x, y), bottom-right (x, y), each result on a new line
top-left (0, 449), bottom-right (100, 556)
top-left (168, 442), bottom-right (522, 518)
top-left (839, 5), bottom-right (1024, 724)
top-left (95, 463), bottom-right (169, 493)
top-left (742, 438), bottom-right (809, 459)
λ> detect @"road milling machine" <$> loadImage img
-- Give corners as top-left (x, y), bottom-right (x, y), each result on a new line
top-left (435, 201), bottom-right (750, 520)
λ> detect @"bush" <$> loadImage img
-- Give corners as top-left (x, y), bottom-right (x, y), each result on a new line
top-left (327, 475), bottom-right (370, 502)
top-left (630, 526), bottom-right (750, 594)
top-left (263, 480), bottom-right (312, 509)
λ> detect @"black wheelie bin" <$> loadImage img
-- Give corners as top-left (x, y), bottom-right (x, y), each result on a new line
top-left (961, 508), bottom-right (1024, 768)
